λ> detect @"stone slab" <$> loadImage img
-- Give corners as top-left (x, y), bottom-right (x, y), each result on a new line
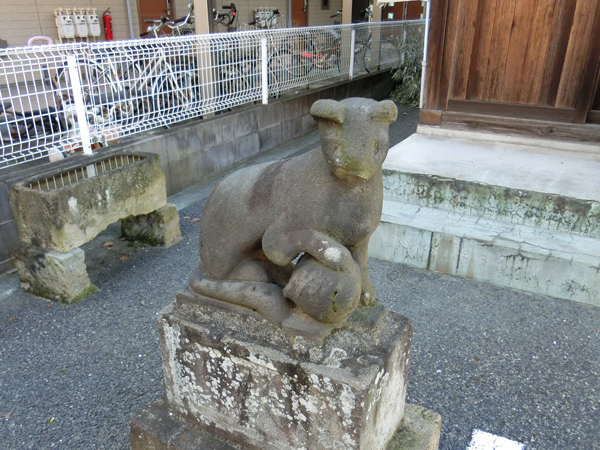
top-left (157, 300), bottom-right (413, 450)
top-left (383, 133), bottom-right (600, 238)
top-left (131, 398), bottom-right (440, 450)
top-left (369, 200), bottom-right (600, 307)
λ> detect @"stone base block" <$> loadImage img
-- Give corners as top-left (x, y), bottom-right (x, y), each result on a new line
top-left (15, 246), bottom-right (97, 303)
top-left (154, 300), bottom-right (413, 450)
top-left (388, 404), bottom-right (442, 450)
top-left (130, 397), bottom-right (440, 450)
top-left (121, 203), bottom-right (182, 248)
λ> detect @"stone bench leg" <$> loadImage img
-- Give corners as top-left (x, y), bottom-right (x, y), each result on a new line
top-left (15, 246), bottom-right (98, 304)
top-left (121, 203), bottom-right (182, 248)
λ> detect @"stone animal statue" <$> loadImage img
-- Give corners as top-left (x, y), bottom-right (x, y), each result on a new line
top-left (188, 97), bottom-right (397, 329)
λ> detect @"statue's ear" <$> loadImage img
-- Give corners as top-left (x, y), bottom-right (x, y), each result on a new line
top-left (310, 100), bottom-right (345, 124)
top-left (371, 100), bottom-right (398, 123)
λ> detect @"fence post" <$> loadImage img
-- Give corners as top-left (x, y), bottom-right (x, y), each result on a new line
top-left (66, 56), bottom-right (92, 156)
top-left (261, 36), bottom-right (268, 105)
top-left (349, 29), bottom-right (356, 80)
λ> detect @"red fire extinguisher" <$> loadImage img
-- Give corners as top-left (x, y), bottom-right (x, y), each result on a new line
top-left (103, 7), bottom-right (113, 40)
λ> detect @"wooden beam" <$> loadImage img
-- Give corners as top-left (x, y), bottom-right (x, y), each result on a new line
top-left (422, 0), bottom-right (449, 110)
top-left (419, 109), bottom-right (443, 125)
top-left (447, 99), bottom-right (576, 123)
top-left (441, 111), bottom-right (600, 144)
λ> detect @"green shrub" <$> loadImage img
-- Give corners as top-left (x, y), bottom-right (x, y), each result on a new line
top-left (390, 26), bottom-right (424, 107)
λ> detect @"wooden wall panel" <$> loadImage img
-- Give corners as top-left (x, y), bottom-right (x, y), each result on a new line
top-left (423, 0), bottom-right (600, 125)
top-left (519, 0), bottom-right (560, 105)
top-left (574, 1), bottom-right (600, 122)
top-left (448, 0), bottom-right (479, 100)
top-left (500, 2), bottom-right (542, 103)
top-left (465, 0), bottom-right (498, 101)
top-left (482, 0), bottom-right (516, 102)
top-left (556, 0), bottom-right (600, 108)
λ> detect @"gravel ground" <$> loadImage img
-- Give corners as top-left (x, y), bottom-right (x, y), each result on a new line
top-left (1, 103), bottom-right (599, 450)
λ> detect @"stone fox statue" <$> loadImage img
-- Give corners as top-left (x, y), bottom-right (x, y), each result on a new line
top-left (188, 98), bottom-right (397, 327)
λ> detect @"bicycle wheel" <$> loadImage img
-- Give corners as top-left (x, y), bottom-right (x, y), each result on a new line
top-left (272, 49), bottom-right (311, 79)
top-left (353, 42), bottom-right (371, 74)
top-left (151, 66), bottom-right (202, 116)
top-left (267, 49), bottom-right (311, 97)
top-left (54, 61), bottom-right (115, 99)
top-left (378, 39), bottom-right (401, 70)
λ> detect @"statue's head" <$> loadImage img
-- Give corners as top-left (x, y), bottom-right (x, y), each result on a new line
top-left (311, 98), bottom-right (398, 181)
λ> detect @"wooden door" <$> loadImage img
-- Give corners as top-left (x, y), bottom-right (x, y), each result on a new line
top-left (139, 0), bottom-right (176, 35)
top-left (424, 0), bottom-right (600, 124)
top-left (292, 0), bottom-right (308, 27)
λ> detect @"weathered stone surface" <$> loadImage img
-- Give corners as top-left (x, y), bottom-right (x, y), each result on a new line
top-left (370, 200), bottom-right (600, 307)
top-left (14, 246), bottom-right (97, 303)
top-left (382, 133), bottom-right (600, 239)
top-left (122, 203), bottom-right (182, 248)
top-left (189, 99), bottom-right (398, 337)
top-left (131, 398), bottom-right (440, 450)
top-left (388, 404), bottom-right (442, 450)
top-left (9, 152), bottom-right (167, 253)
top-left (157, 300), bottom-right (413, 450)
top-left (130, 397), bottom-right (241, 450)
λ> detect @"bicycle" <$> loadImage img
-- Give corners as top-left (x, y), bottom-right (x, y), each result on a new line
top-left (213, 3), bottom-right (238, 33)
top-left (140, 4), bottom-right (195, 38)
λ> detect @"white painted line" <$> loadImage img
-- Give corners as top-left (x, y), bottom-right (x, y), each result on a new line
top-left (466, 430), bottom-right (525, 450)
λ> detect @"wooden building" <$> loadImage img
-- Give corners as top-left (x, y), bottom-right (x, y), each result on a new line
top-left (421, 0), bottom-right (600, 144)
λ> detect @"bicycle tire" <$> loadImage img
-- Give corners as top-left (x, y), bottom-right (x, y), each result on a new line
top-left (151, 66), bottom-right (202, 116)
top-left (273, 48), bottom-right (311, 78)
top-left (354, 42), bottom-right (371, 74)
top-left (54, 61), bottom-right (115, 99)
top-left (378, 39), bottom-right (401, 70)
top-left (216, 58), bottom-right (259, 107)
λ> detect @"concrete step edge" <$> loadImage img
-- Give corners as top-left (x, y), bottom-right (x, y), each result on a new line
top-left (370, 200), bottom-right (600, 307)
top-left (382, 169), bottom-right (600, 239)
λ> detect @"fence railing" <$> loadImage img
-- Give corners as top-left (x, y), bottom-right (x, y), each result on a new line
top-left (0, 20), bottom-right (424, 170)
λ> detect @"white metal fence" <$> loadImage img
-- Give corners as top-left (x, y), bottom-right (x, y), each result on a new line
top-left (0, 20), bottom-right (424, 170)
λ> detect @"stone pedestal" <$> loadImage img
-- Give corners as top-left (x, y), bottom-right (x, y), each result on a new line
top-left (131, 295), bottom-right (440, 450)
top-left (122, 203), bottom-right (182, 248)
top-left (14, 246), bottom-right (97, 304)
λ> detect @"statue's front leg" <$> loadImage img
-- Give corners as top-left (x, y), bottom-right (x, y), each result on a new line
top-left (349, 238), bottom-right (376, 306)
top-left (262, 226), bottom-right (350, 271)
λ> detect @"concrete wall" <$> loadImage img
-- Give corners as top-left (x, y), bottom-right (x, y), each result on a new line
top-left (0, 0), bottom-right (351, 47)
top-left (307, 0), bottom-right (343, 26)
top-left (0, 71), bottom-right (393, 273)
top-left (0, 0), bottom-right (140, 47)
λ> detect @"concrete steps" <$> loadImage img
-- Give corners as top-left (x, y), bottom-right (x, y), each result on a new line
top-left (370, 132), bottom-right (600, 307)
